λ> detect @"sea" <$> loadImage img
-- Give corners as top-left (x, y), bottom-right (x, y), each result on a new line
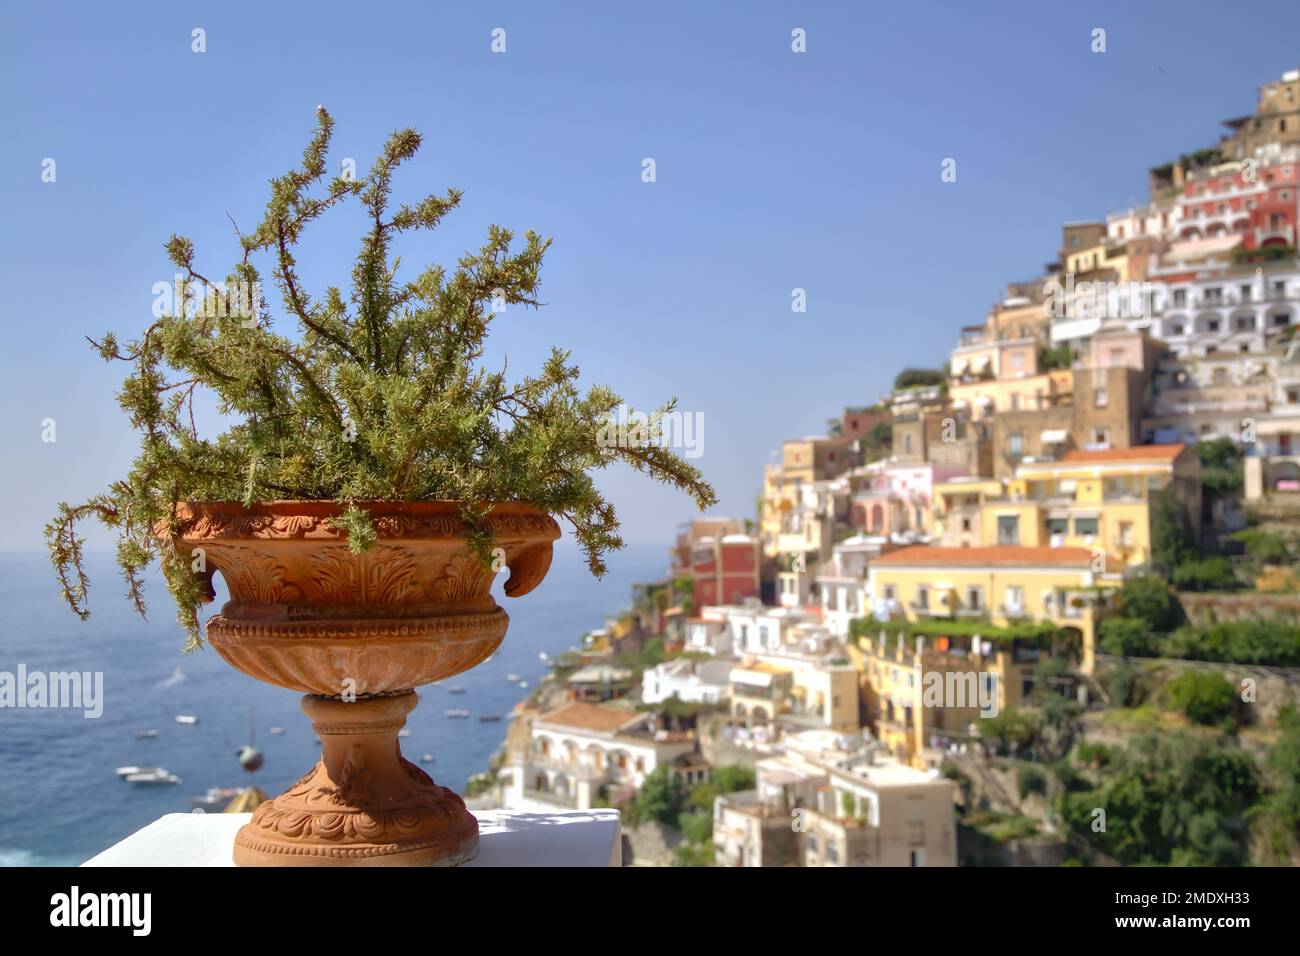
top-left (0, 541), bottom-right (666, 866)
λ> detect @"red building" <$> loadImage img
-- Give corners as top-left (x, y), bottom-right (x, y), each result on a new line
top-left (691, 534), bottom-right (760, 606)
top-left (1178, 158), bottom-right (1300, 250)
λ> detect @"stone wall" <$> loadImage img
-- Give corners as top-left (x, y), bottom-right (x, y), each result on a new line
top-left (1177, 590), bottom-right (1300, 624)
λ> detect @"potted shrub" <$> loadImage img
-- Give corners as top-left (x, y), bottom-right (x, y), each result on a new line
top-left (45, 109), bottom-right (715, 866)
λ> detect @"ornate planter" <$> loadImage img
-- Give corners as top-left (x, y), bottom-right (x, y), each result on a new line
top-left (167, 500), bottom-right (559, 866)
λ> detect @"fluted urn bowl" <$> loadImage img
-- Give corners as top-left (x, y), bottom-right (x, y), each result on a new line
top-left (166, 500), bottom-right (560, 867)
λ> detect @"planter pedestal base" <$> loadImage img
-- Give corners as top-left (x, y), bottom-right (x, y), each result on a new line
top-left (233, 692), bottom-right (478, 867)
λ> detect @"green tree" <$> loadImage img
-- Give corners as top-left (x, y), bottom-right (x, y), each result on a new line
top-left (1151, 487), bottom-right (1197, 577)
top-left (624, 767), bottom-right (687, 827)
top-left (1195, 438), bottom-right (1244, 499)
top-left (1163, 670), bottom-right (1238, 726)
top-left (1098, 617), bottom-right (1149, 657)
top-left (1115, 574), bottom-right (1183, 632)
top-left (1058, 731), bottom-right (1258, 866)
top-left (1171, 556), bottom-right (1237, 592)
top-left (893, 368), bottom-right (946, 390)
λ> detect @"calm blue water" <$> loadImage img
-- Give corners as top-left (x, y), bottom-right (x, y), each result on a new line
top-left (0, 542), bottom-right (665, 866)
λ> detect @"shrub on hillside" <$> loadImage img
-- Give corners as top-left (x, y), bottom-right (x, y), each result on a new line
top-left (1098, 617), bottom-right (1149, 657)
top-left (1163, 670), bottom-right (1238, 727)
top-left (1171, 556), bottom-right (1238, 592)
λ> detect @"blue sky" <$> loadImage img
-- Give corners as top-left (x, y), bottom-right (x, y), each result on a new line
top-left (3, 0), bottom-right (1299, 561)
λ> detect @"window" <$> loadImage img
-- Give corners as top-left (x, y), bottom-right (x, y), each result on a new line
top-left (904, 434), bottom-right (914, 454)
top-left (884, 584), bottom-right (896, 602)
top-left (1119, 521), bottom-right (1134, 547)
top-left (1046, 517), bottom-right (1068, 537)
top-left (1275, 312), bottom-right (1293, 327)
top-left (1236, 315), bottom-right (1255, 331)
top-left (961, 516), bottom-right (972, 532)
top-left (914, 585), bottom-right (929, 610)
top-left (1240, 284), bottom-right (1253, 302)
top-left (965, 586), bottom-right (983, 612)
top-left (997, 515), bottom-right (1020, 546)
top-left (807, 835), bottom-right (819, 855)
top-left (1005, 585), bottom-right (1025, 613)
top-left (1206, 319), bottom-right (1220, 332)
top-left (1092, 427), bottom-right (1110, 447)
top-left (1008, 433), bottom-right (1023, 456)
top-left (826, 843), bottom-right (839, 865)
top-left (1173, 289), bottom-right (1187, 307)
top-left (1074, 517), bottom-right (1100, 536)
top-left (1287, 388), bottom-right (1300, 404)
top-left (1094, 387), bottom-right (1108, 408)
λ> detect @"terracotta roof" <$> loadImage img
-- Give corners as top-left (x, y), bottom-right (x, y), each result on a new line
top-left (871, 546), bottom-right (1097, 568)
top-left (535, 702), bottom-right (642, 734)
top-left (1056, 443), bottom-right (1186, 464)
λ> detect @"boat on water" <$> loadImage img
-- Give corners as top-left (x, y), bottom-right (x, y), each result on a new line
top-left (189, 787), bottom-right (240, 810)
top-left (538, 652), bottom-right (550, 662)
top-left (269, 726), bottom-right (286, 735)
top-left (447, 686), bottom-right (466, 694)
top-left (479, 714), bottom-right (502, 722)
top-left (420, 754), bottom-right (434, 763)
top-left (397, 729), bottom-right (411, 738)
top-left (506, 673), bottom-right (521, 682)
top-left (135, 729), bottom-right (160, 740)
top-left (115, 765), bottom-right (149, 777)
top-left (518, 681), bottom-right (529, 689)
top-left (444, 709), bottom-right (470, 718)
top-left (175, 714), bottom-right (199, 725)
top-left (124, 768), bottom-right (182, 786)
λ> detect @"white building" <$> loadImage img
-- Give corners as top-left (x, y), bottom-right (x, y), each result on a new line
top-left (502, 703), bottom-right (697, 812)
top-left (714, 729), bottom-right (957, 867)
top-left (641, 657), bottom-right (732, 705)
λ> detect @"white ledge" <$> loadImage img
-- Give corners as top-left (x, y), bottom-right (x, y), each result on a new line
top-left (81, 810), bottom-right (621, 867)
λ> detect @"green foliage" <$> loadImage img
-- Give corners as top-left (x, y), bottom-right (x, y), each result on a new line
top-left (848, 616), bottom-right (1059, 645)
top-left (893, 368), bottom-right (946, 390)
top-left (1058, 731), bottom-right (1258, 866)
top-left (1098, 617), bottom-right (1149, 657)
top-left (1247, 705), bottom-right (1300, 860)
top-left (1151, 486), bottom-right (1197, 577)
top-left (1115, 574), bottom-right (1183, 632)
top-left (1037, 343), bottom-right (1073, 371)
top-left (1171, 557), bottom-right (1238, 592)
top-left (1107, 659), bottom-right (1141, 707)
top-left (623, 767), bottom-right (688, 827)
top-left (1233, 528), bottom-right (1293, 566)
top-left (1164, 617), bottom-right (1300, 667)
top-left (1074, 742), bottom-right (1112, 770)
top-left (46, 110), bottom-right (716, 648)
top-left (1016, 765), bottom-right (1047, 800)
top-left (1163, 670), bottom-right (1238, 727)
top-left (981, 708), bottom-right (1037, 753)
top-left (1195, 438), bottom-right (1243, 499)
top-left (671, 841), bottom-right (716, 867)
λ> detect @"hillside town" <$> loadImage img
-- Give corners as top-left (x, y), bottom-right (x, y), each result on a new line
top-left (472, 69), bottom-right (1300, 868)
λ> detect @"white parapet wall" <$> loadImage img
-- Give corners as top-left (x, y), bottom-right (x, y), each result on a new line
top-left (82, 809), bottom-right (622, 867)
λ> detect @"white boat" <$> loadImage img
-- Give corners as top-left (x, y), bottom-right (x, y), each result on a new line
top-left (397, 729), bottom-right (411, 738)
top-left (518, 681), bottom-right (529, 689)
top-left (269, 726), bottom-right (286, 735)
top-left (135, 729), bottom-right (159, 740)
top-left (538, 652), bottom-right (550, 662)
top-left (174, 714), bottom-right (199, 725)
top-left (115, 765), bottom-right (149, 777)
top-left (189, 787), bottom-right (239, 810)
top-left (506, 673), bottom-right (521, 682)
top-left (444, 709), bottom-right (470, 719)
top-left (125, 768), bottom-right (182, 786)
top-left (420, 754), bottom-right (435, 763)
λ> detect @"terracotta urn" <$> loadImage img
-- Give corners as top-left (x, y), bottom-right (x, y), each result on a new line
top-left (166, 500), bottom-right (559, 866)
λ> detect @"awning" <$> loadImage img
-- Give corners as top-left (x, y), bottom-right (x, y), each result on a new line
top-left (1041, 429), bottom-right (1068, 443)
top-left (730, 669), bottom-right (773, 688)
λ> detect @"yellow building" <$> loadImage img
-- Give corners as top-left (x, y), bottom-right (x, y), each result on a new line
top-left (857, 546), bottom-right (1123, 770)
top-left (932, 444), bottom-right (1199, 568)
